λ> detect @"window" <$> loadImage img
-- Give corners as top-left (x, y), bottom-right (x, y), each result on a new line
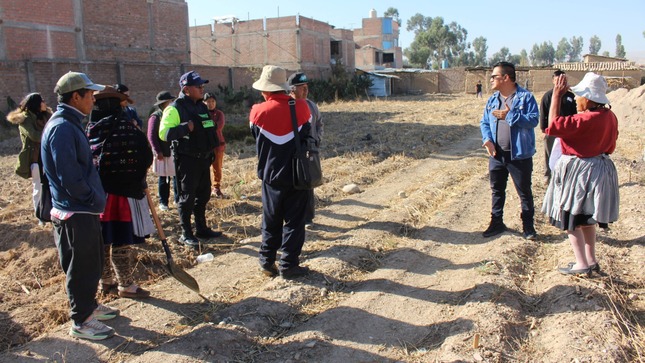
top-left (331, 40), bottom-right (341, 58)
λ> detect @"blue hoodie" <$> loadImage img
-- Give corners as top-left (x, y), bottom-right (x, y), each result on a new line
top-left (480, 85), bottom-right (539, 160)
top-left (41, 104), bottom-right (106, 213)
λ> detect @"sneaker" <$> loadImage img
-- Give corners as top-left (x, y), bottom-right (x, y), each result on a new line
top-left (93, 304), bottom-right (119, 321)
top-left (211, 188), bottom-right (225, 198)
top-left (280, 265), bottom-right (310, 279)
top-left (195, 228), bottom-right (223, 239)
top-left (482, 221), bottom-right (506, 238)
top-left (70, 317), bottom-right (115, 340)
top-left (304, 221), bottom-right (314, 230)
top-left (159, 204), bottom-right (169, 211)
top-left (179, 234), bottom-right (200, 248)
top-left (523, 226), bottom-right (537, 240)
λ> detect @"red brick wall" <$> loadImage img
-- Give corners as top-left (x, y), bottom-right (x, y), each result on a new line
top-left (1, 0), bottom-right (75, 25)
top-left (1, 0), bottom-right (188, 63)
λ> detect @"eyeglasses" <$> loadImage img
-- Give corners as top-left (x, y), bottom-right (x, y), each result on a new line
top-left (490, 74), bottom-right (505, 80)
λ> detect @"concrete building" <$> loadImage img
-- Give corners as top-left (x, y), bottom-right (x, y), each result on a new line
top-left (353, 9), bottom-right (403, 70)
top-left (190, 15), bottom-right (355, 79)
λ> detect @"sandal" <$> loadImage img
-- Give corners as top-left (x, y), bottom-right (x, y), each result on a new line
top-left (99, 282), bottom-right (118, 296)
top-left (118, 284), bottom-right (151, 299)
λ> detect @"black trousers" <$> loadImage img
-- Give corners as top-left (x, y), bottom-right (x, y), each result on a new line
top-left (259, 183), bottom-right (309, 270)
top-left (488, 150), bottom-right (534, 224)
top-left (175, 154), bottom-right (212, 234)
top-left (543, 134), bottom-right (556, 178)
top-left (52, 213), bottom-right (103, 325)
top-left (305, 188), bottom-right (315, 223)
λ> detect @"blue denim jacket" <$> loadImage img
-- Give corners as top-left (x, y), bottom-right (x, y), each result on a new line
top-left (480, 85), bottom-right (539, 160)
top-left (41, 104), bottom-right (106, 213)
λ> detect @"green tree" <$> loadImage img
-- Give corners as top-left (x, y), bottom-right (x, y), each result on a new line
top-left (589, 35), bottom-right (601, 55)
top-left (555, 38), bottom-right (572, 62)
top-left (529, 41), bottom-right (555, 66)
top-left (519, 49), bottom-right (529, 66)
top-left (615, 34), bottom-right (626, 58)
top-left (489, 47), bottom-right (511, 64)
top-left (602, 50), bottom-right (610, 57)
top-left (472, 36), bottom-right (488, 66)
top-left (568, 36), bottom-right (584, 61)
top-left (404, 14), bottom-right (469, 69)
top-left (384, 7), bottom-right (401, 26)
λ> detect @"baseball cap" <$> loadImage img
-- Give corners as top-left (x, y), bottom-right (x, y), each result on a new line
top-left (179, 71), bottom-right (209, 88)
top-left (54, 71), bottom-right (105, 95)
top-left (288, 72), bottom-right (309, 86)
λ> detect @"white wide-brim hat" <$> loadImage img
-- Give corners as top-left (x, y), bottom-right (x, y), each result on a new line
top-left (570, 72), bottom-right (610, 105)
top-left (252, 65), bottom-right (289, 92)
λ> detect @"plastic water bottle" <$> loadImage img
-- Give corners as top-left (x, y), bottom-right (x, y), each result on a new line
top-left (196, 253), bottom-right (214, 263)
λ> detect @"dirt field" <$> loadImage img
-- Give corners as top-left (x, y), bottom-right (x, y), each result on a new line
top-left (0, 90), bottom-right (643, 362)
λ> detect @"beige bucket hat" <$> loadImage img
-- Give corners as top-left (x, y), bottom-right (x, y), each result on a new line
top-left (252, 65), bottom-right (289, 92)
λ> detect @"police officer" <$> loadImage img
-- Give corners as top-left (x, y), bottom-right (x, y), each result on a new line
top-left (159, 71), bottom-right (222, 247)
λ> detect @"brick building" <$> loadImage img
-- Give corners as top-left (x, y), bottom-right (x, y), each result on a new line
top-left (0, 0), bottom-right (190, 111)
top-left (190, 15), bottom-right (355, 79)
top-left (0, 0), bottom-right (189, 63)
top-left (353, 9), bottom-right (403, 70)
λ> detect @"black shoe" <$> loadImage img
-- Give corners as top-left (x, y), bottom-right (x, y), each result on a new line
top-left (482, 221), bottom-right (506, 238)
top-left (195, 229), bottom-right (223, 239)
top-left (179, 234), bottom-right (199, 248)
top-left (568, 261), bottom-right (600, 273)
top-left (523, 226), bottom-right (537, 240)
top-left (259, 263), bottom-right (279, 277)
top-left (280, 265), bottom-right (310, 279)
top-left (558, 265), bottom-right (592, 277)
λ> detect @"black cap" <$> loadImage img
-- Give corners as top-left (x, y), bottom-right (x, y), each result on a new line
top-left (287, 72), bottom-right (308, 86)
top-left (154, 90), bottom-right (175, 106)
top-left (203, 92), bottom-right (217, 101)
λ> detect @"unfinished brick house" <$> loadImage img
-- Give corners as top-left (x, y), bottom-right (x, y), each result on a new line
top-left (0, 0), bottom-right (191, 109)
top-left (353, 9), bottom-right (403, 70)
top-left (190, 15), bottom-right (355, 79)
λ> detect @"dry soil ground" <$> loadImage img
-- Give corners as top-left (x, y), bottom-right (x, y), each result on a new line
top-left (0, 90), bottom-right (643, 363)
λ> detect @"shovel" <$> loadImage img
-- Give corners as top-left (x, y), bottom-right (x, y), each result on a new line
top-left (145, 189), bottom-right (200, 294)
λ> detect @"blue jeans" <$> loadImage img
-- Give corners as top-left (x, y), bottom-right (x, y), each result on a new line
top-left (158, 176), bottom-right (178, 206)
top-left (488, 150), bottom-right (534, 224)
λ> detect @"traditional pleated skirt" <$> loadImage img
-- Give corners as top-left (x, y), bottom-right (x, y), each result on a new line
top-left (153, 156), bottom-right (176, 177)
top-left (542, 154), bottom-right (619, 230)
top-left (101, 194), bottom-right (155, 246)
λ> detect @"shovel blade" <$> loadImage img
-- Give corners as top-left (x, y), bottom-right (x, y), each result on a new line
top-left (166, 262), bottom-right (200, 293)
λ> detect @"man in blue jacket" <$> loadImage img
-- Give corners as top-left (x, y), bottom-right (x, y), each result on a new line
top-left (41, 71), bottom-right (119, 340)
top-left (480, 62), bottom-right (539, 240)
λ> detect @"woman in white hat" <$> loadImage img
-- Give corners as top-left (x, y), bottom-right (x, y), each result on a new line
top-left (542, 72), bottom-right (619, 277)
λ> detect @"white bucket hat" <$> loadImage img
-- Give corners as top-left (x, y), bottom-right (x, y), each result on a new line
top-left (252, 65), bottom-right (289, 92)
top-left (570, 72), bottom-right (610, 105)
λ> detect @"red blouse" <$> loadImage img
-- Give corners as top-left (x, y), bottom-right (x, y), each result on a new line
top-left (546, 108), bottom-right (618, 158)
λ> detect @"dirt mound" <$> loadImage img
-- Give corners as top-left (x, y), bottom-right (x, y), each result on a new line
top-left (0, 93), bottom-right (642, 362)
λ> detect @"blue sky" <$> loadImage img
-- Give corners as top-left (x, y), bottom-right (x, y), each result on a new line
top-left (187, 1), bottom-right (645, 62)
